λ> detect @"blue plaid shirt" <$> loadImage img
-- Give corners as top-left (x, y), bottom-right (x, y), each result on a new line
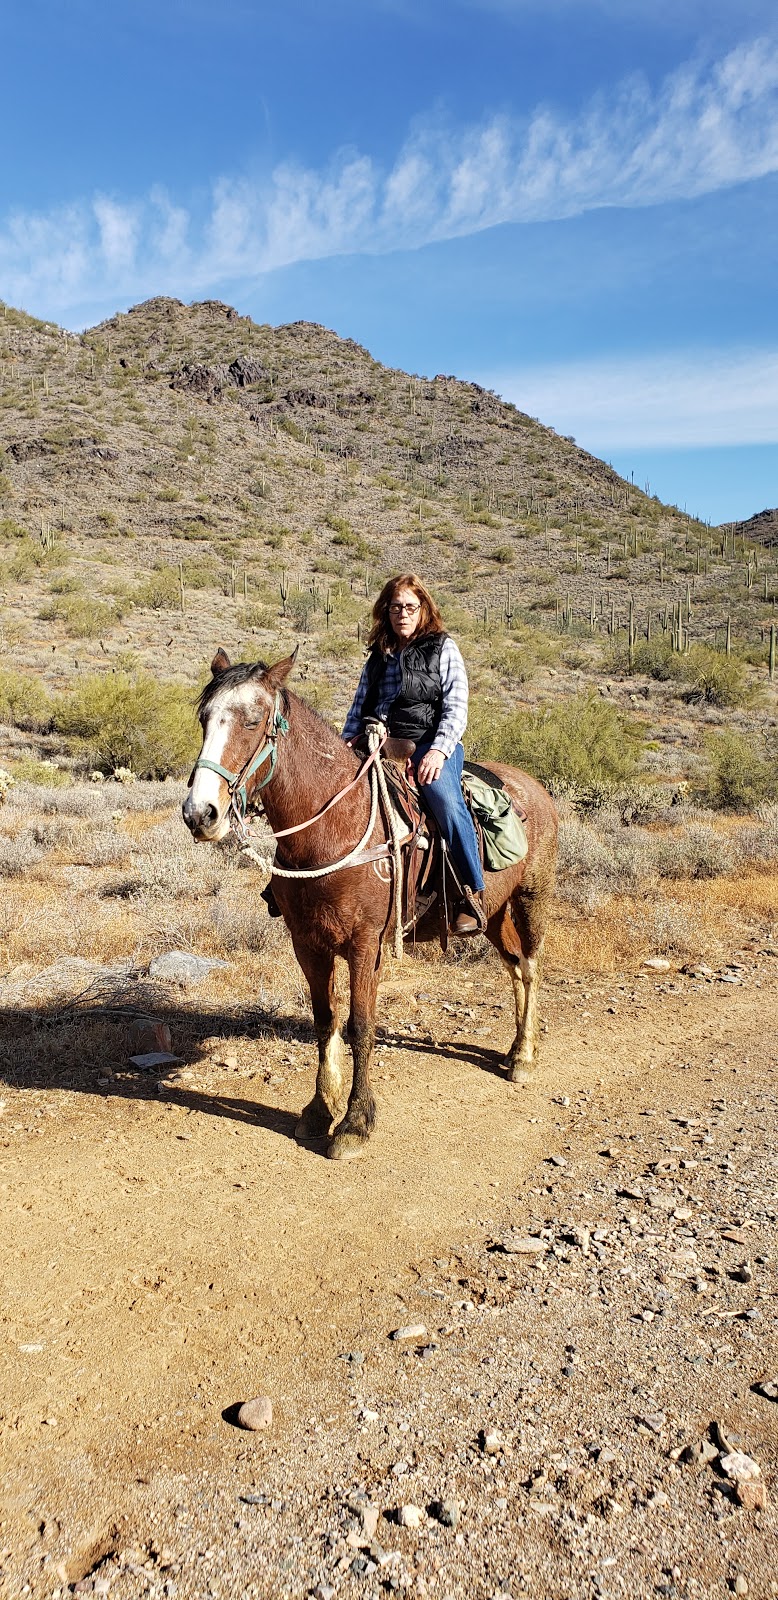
top-left (342, 636), bottom-right (469, 759)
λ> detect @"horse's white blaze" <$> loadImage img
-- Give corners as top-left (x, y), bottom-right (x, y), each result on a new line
top-left (190, 684), bottom-right (259, 838)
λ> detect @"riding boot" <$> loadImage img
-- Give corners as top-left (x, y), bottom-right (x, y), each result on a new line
top-left (452, 887), bottom-right (487, 936)
top-left (260, 882), bottom-right (282, 917)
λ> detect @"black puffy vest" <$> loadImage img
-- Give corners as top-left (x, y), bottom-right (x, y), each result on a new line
top-left (361, 632), bottom-right (447, 743)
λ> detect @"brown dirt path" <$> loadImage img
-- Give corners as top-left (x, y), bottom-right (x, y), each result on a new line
top-left (1, 959), bottom-right (776, 1594)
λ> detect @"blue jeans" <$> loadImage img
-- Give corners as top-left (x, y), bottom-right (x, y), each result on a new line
top-left (412, 742), bottom-right (485, 893)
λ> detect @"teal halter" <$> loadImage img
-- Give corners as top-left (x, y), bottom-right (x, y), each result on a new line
top-left (191, 690), bottom-right (290, 818)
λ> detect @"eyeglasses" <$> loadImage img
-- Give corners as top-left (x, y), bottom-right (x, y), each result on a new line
top-left (389, 602), bottom-right (420, 615)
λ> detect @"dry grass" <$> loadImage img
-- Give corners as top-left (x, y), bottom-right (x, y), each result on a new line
top-left (1, 781), bottom-right (775, 1022)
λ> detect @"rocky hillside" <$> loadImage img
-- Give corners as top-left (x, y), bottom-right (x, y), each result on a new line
top-left (0, 295), bottom-right (776, 791)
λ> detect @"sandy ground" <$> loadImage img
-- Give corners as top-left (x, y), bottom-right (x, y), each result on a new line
top-left (1, 952), bottom-right (776, 1599)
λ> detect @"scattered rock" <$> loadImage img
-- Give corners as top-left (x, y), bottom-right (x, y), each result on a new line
top-left (390, 1324), bottom-right (426, 1342)
top-left (643, 958), bottom-right (671, 971)
top-left (499, 1234), bottom-right (547, 1256)
top-left (681, 1438), bottom-right (719, 1469)
top-left (732, 1576), bottom-right (749, 1596)
top-left (346, 1501), bottom-right (380, 1546)
top-left (236, 1395), bottom-right (273, 1432)
top-left (148, 951), bottom-right (229, 986)
top-left (754, 1378), bottom-right (778, 1401)
top-left (429, 1499), bottom-right (459, 1527)
top-left (735, 1480), bottom-right (768, 1511)
top-left (719, 1451), bottom-right (761, 1483)
top-left (398, 1504), bottom-right (425, 1529)
top-left (481, 1428), bottom-right (503, 1455)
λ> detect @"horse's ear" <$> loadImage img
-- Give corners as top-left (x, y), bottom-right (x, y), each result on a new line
top-left (263, 646), bottom-right (299, 689)
top-left (211, 648), bottom-right (231, 676)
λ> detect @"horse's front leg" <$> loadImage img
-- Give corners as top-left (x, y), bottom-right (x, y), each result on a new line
top-left (327, 936), bottom-right (379, 1161)
top-left (294, 947), bottom-right (347, 1143)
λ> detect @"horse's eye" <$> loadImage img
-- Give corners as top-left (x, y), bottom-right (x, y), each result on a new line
top-left (244, 721), bottom-right (260, 730)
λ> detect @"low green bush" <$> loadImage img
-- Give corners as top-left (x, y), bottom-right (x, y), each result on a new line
top-left (700, 729), bottom-right (777, 811)
top-left (52, 671), bottom-right (199, 779)
top-left (679, 645), bottom-right (754, 708)
top-left (469, 691), bottom-right (645, 795)
top-left (0, 668), bottom-right (52, 731)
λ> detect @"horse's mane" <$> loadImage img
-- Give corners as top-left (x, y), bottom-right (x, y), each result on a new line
top-left (197, 661), bottom-right (272, 718)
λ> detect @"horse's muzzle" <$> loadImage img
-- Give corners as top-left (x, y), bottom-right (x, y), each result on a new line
top-left (182, 792), bottom-right (227, 841)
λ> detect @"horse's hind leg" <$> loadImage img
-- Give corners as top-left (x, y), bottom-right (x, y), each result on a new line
top-left (327, 937), bottom-right (379, 1161)
top-left (294, 948), bottom-right (347, 1142)
top-left (493, 892), bottom-right (546, 1084)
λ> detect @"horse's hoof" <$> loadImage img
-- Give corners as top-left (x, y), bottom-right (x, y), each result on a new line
top-left (507, 1061), bottom-right (533, 1085)
top-left (295, 1101), bottom-right (333, 1143)
top-left (326, 1129), bottom-right (369, 1161)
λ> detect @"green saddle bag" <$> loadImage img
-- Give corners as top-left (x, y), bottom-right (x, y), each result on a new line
top-left (462, 769), bottom-right (528, 871)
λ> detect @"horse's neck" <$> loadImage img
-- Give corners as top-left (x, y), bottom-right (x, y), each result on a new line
top-left (260, 695), bottom-right (366, 860)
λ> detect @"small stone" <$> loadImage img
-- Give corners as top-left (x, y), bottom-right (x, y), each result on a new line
top-left (644, 957), bottom-right (671, 971)
top-left (719, 1451), bottom-right (761, 1483)
top-left (637, 1411), bottom-right (665, 1435)
top-left (482, 1428), bottom-right (503, 1455)
top-left (733, 1576), bottom-right (748, 1596)
top-left (681, 1438), bottom-right (719, 1469)
top-left (398, 1504), bottom-right (424, 1529)
top-left (646, 1490), bottom-right (670, 1509)
top-left (236, 1395), bottom-right (273, 1431)
top-left (429, 1499), bottom-right (459, 1527)
top-left (547, 1154), bottom-right (567, 1167)
top-left (730, 1262), bottom-right (753, 1283)
top-left (754, 1378), bottom-right (778, 1401)
top-left (149, 951), bottom-right (228, 987)
top-left (735, 1480), bottom-right (768, 1511)
top-left (500, 1234), bottom-right (547, 1255)
top-left (390, 1324), bottom-right (426, 1342)
top-left (314, 1587), bottom-right (336, 1600)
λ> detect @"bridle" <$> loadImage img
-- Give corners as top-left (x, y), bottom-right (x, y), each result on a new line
top-left (189, 689), bottom-right (290, 828)
top-left (189, 689), bottom-right (391, 860)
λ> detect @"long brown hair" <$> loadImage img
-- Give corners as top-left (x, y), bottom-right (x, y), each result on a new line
top-left (366, 574), bottom-right (445, 654)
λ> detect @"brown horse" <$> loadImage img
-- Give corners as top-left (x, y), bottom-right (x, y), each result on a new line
top-left (182, 650), bottom-right (558, 1160)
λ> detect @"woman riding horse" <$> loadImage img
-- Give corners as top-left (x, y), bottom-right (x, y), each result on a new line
top-left (342, 573), bottom-right (485, 935)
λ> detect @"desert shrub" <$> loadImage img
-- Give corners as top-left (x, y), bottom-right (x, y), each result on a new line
top-left (317, 630), bottom-right (362, 662)
top-left (40, 594), bottom-right (119, 637)
top-left (631, 899), bottom-right (711, 959)
top-left (0, 829), bottom-right (47, 878)
top-left (0, 669), bottom-right (52, 732)
top-left (700, 729), bottom-right (776, 811)
top-left (470, 692), bottom-right (644, 795)
top-left (632, 639), bottom-right (676, 680)
top-left (654, 823), bottom-right (733, 880)
top-left (734, 805), bottom-right (778, 865)
top-left (52, 671), bottom-right (198, 779)
top-left (135, 568), bottom-right (180, 610)
top-left (557, 813), bottom-right (655, 911)
top-left (7, 758), bottom-right (70, 788)
top-left (679, 645), bottom-right (754, 708)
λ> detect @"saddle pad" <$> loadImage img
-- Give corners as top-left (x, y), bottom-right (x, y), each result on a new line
top-left (462, 758), bottom-right (506, 792)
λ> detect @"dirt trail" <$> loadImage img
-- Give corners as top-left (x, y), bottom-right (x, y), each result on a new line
top-left (1, 960), bottom-right (776, 1594)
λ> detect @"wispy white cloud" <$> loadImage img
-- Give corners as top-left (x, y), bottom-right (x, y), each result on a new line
top-left (1, 37), bottom-right (778, 322)
top-left (478, 347), bottom-right (778, 447)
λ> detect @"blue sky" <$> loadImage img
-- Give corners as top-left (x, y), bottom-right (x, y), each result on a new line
top-left (2, 0), bottom-right (777, 524)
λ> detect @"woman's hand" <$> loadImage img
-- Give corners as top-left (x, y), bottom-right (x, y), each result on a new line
top-left (416, 749), bottom-right (445, 785)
